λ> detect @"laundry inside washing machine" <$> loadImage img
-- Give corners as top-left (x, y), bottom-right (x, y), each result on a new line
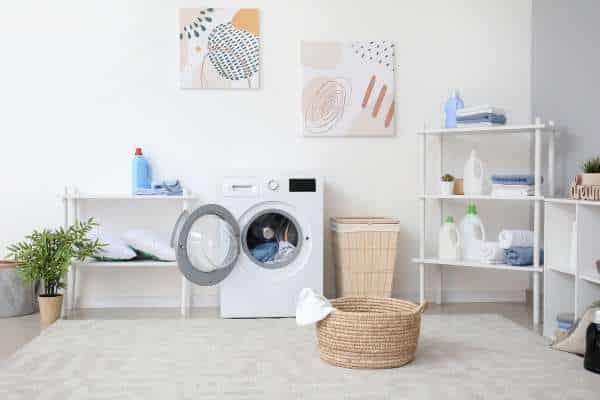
top-left (244, 212), bottom-right (300, 267)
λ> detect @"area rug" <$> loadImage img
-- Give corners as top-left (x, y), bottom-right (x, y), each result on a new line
top-left (0, 314), bottom-right (597, 399)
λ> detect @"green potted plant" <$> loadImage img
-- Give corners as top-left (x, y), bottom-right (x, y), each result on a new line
top-left (581, 156), bottom-right (600, 186)
top-left (440, 174), bottom-right (455, 196)
top-left (7, 219), bottom-right (105, 329)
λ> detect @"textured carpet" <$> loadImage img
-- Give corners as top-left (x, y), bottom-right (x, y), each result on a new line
top-left (0, 314), bottom-right (597, 399)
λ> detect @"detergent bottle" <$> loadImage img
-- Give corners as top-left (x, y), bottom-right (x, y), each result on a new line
top-left (463, 149), bottom-right (485, 195)
top-left (132, 147), bottom-right (151, 194)
top-left (444, 89), bottom-right (464, 129)
top-left (439, 216), bottom-right (461, 260)
top-left (460, 204), bottom-right (486, 260)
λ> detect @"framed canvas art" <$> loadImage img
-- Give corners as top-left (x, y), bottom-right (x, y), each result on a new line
top-left (301, 41), bottom-right (395, 137)
top-left (178, 8), bottom-right (260, 89)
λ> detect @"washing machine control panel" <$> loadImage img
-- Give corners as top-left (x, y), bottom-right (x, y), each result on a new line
top-left (267, 179), bottom-right (280, 191)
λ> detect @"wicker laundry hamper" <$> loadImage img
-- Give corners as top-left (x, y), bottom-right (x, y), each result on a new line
top-left (316, 297), bottom-right (427, 369)
top-left (331, 218), bottom-right (400, 297)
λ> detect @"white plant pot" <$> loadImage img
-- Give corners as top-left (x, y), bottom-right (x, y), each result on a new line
top-left (440, 181), bottom-right (455, 196)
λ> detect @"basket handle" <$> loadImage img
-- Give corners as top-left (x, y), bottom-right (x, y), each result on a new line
top-left (415, 302), bottom-right (428, 314)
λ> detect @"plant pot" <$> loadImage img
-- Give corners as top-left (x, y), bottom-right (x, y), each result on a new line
top-left (38, 295), bottom-right (63, 329)
top-left (440, 181), bottom-right (454, 196)
top-left (453, 178), bottom-right (464, 195)
top-left (581, 173), bottom-right (600, 186)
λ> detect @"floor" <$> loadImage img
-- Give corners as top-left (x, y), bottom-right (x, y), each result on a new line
top-left (0, 302), bottom-right (536, 361)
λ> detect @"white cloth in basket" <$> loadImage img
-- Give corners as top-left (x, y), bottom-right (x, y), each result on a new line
top-left (498, 230), bottom-right (534, 249)
top-left (296, 288), bottom-right (335, 326)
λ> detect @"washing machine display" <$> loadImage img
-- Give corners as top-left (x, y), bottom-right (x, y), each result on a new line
top-left (242, 210), bottom-right (302, 269)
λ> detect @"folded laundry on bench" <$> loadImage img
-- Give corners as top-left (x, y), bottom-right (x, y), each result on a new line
top-left (504, 247), bottom-right (544, 266)
top-left (135, 180), bottom-right (183, 196)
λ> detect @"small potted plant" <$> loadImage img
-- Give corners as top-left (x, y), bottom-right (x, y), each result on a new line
top-left (581, 156), bottom-right (600, 186)
top-left (7, 219), bottom-right (105, 329)
top-left (440, 174), bottom-right (455, 196)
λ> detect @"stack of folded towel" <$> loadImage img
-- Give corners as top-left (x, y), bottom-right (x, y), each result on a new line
top-left (490, 174), bottom-right (535, 197)
top-left (456, 105), bottom-right (506, 127)
top-left (135, 180), bottom-right (183, 196)
top-left (498, 230), bottom-right (543, 266)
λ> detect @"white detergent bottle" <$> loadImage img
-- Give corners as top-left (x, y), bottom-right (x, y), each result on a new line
top-left (463, 149), bottom-right (485, 195)
top-left (439, 216), bottom-right (461, 260)
top-left (460, 204), bottom-right (486, 260)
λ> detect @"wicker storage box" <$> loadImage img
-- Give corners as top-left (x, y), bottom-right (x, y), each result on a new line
top-left (316, 297), bottom-right (427, 369)
top-left (331, 218), bottom-right (400, 297)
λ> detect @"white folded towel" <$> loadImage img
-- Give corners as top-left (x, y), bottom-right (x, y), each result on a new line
top-left (479, 241), bottom-right (505, 264)
top-left (295, 288), bottom-right (335, 326)
top-left (498, 230), bottom-right (534, 249)
top-left (457, 105), bottom-right (505, 117)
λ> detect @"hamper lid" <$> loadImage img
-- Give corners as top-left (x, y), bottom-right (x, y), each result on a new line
top-left (0, 260), bottom-right (20, 269)
top-left (331, 217), bottom-right (400, 232)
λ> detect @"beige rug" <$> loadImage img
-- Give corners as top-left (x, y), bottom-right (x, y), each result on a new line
top-left (0, 314), bottom-right (597, 399)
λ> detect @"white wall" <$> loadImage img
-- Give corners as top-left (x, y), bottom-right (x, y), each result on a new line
top-left (0, 0), bottom-right (533, 307)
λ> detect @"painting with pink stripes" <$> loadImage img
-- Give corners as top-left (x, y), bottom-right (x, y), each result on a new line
top-left (301, 41), bottom-right (395, 137)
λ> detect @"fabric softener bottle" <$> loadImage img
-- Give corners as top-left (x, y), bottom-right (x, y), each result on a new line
top-left (444, 90), bottom-right (464, 129)
top-left (132, 147), bottom-right (151, 194)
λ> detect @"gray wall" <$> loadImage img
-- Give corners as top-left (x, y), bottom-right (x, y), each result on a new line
top-left (532, 0), bottom-right (600, 195)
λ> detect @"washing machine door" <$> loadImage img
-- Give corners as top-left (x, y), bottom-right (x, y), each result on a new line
top-left (171, 204), bottom-right (240, 286)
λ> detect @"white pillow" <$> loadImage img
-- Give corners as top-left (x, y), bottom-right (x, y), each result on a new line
top-left (122, 229), bottom-right (175, 261)
top-left (90, 232), bottom-right (137, 261)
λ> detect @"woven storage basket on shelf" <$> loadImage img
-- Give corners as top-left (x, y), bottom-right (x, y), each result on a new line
top-left (316, 297), bottom-right (427, 369)
top-left (331, 218), bottom-right (400, 297)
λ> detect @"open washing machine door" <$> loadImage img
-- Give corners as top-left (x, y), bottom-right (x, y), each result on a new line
top-left (171, 204), bottom-right (240, 286)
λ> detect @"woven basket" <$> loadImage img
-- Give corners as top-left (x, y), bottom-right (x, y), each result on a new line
top-left (316, 297), bottom-right (427, 369)
top-left (331, 218), bottom-right (400, 297)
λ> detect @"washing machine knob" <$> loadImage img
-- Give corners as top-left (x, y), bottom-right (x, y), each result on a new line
top-left (268, 179), bottom-right (280, 191)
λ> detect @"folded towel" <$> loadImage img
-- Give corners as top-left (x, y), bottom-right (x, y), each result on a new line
top-left (504, 247), bottom-right (544, 266)
top-left (491, 174), bottom-right (536, 185)
top-left (498, 230), bottom-right (534, 249)
top-left (457, 105), bottom-right (505, 117)
top-left (479, 241), bottom-right (504, 264)
top-left (491, 184), bottom-right (534, 197)
top-left (457, 122), bottom-right (502, 128)
top-left (296, 288), bottom-right (335, 326)
top-left (135, 180), bottom-right (183, 196)
top-left (456, 113), bottom-right (507, 124)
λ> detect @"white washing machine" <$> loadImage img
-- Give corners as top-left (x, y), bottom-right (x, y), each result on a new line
top-left (171, 175), bottom-right (323, 318)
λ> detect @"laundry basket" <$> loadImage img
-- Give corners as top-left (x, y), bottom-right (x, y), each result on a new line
top-left (316, 297), bottom-right (427, 369)
top-left (331, 218), bottom-right (400, 297)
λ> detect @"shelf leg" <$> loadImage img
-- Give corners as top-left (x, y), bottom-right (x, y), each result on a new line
top-left (62, 190), bottom-right (70, 318)
top-left (533, 271), bottom-right (540, 327)
top-left (419, 263), bottom-right (425, 304)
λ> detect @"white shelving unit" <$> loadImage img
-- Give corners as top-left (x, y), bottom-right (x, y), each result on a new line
top-left (543, 198), bottom-right (600, 337)
top-left (412, 118), bottom-right (555, 327)
top-left (62, 189), bottom-right (197, 317)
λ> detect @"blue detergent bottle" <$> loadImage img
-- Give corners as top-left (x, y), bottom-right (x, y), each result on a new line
top-left (444, 90), bottom-right (464, 129)
top-left (132, 147), bottom-right (151, 193)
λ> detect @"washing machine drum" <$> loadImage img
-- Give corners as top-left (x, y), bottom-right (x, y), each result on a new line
top-left (171, 204), bottom-right (241, 286)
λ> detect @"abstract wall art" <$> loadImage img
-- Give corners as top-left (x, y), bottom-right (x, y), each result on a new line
top-left (301, 41), bottom-right (395, 137)
top-left (178, 8), bottom-right (260, 89)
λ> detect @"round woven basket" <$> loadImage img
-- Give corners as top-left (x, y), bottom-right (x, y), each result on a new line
top-left (316, 297), bottom-right (427, 369)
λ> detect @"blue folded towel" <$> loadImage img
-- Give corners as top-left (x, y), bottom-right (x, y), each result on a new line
top-left (503, 247), bottom-right (544, 266)
top-left (491, 174), bottom-right (536, 186)
top-left (251, 241), bottom-right (279, 262)
top-left (135, 180), bottom-right (183, 196)
top-left (456, 113), bottom-right (506, 124)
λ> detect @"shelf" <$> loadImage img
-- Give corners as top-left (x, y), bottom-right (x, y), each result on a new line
top-left (412, 258), bottom-right (543, 272)
top-left (580, 274), bottom-right (600, 285)
top-left (420, 194), bottom-right (542, 201)
top-left (545, 198), bottom-right (600, 207)
top-left (73, 260), bottom-right (177, 268)
top-left (416, 123), bottom-right (546, 136)
top-left (64, 194), bottom-right (196, 201)
top-left (546, 265), bottom-right (575, 276)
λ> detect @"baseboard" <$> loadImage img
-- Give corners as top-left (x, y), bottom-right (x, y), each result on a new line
top-left (76, 293), bottom-right (218, 308)
top-left (397, 289), bottom-right (526, 304)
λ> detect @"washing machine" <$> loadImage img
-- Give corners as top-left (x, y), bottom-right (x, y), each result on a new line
top-left (171, 175), bottom-right (323, 318)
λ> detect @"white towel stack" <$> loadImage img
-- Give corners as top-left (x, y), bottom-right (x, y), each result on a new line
top-left (498, 230), bottom-right (534, 249)
top-left (479, 241), bottom-right (505, 264)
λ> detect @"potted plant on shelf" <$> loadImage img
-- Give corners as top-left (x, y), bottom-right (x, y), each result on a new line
top-left (440, 174), bottom-right (455, 196)
top-left (7, 219), bottom-right (105, 329)
top-left (581, 156), bottom-right (600, 186)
